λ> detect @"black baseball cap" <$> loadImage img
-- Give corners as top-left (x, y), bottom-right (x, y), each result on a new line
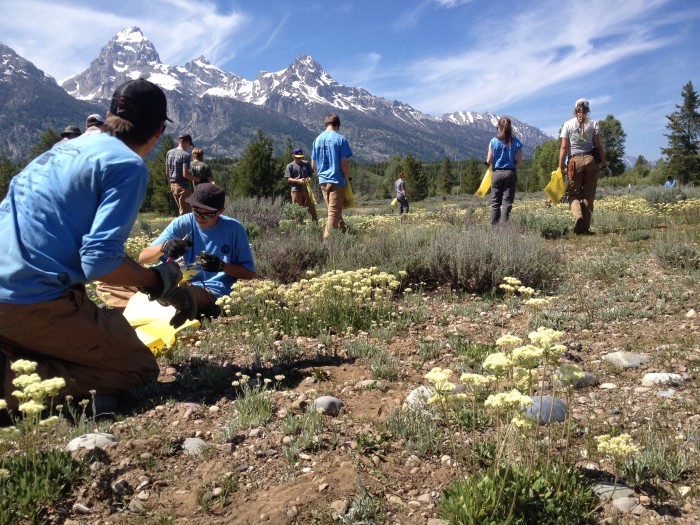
top-left (185, 183), bottom-right (225, 211)
top-left (178, 133), bottom-right (194, 145)
top-left (110, 78), bottom-right (172, 128)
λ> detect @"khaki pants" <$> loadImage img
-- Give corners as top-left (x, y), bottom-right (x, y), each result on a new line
top-left (567, 154), bottom-right (598, 231)
top-left (0, 288), bottom-right (159, 409)
top-left (170, 182), bottom-right (193, 215)
top-left (320, 183), bottom-right (347, 239)
top-left (291, 191), bottom-right (318, 222)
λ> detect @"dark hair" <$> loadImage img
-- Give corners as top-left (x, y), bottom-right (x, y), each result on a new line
top-left (324, 113), bottom-right (341, 128)
top-left (192, 148), bottom-right (204, 160)
top-left (496, 117), bottom-right (512, 144)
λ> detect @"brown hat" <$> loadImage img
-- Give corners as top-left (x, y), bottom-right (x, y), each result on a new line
top-left (109, 78), bottom-right (172, 128)
top-left (185, 183), bottom-right (225, 211)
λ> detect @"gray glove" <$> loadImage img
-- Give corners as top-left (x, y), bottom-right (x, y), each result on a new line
top-left (139, 262), bottom-right (182, 301)
top-left (158, 287), bottom-right (197, 327)
top-left (604, 166), bottom-right (613, 177)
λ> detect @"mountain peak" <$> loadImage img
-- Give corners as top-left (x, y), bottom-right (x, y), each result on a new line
top-left (114, 27), bottom-right (147, 45)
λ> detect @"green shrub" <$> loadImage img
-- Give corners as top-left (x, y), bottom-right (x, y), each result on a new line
top-left (253, 228), bottom-right (328, 283)
top-left (513, 210), bottom-right (570, 239)
top-left (226, 196), bottom-right (286, 241)
top-left (0, 450), bottom-right (87, 524)
top-left (655, 233), bottom-right (700, 270)
top-left (644, 186), bottom-right (687, 205)
top-left (439, 461), bottom-right (598, 525)
top-left (383, 408), bottom-right (443, 457)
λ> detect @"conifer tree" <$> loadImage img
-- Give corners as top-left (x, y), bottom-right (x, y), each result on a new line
top-left (661, 81), bottom-right (700, 183)
top-left (598, 115), bottom-right (626, 176)
top-left (230, 130), bottom-right (277, 198)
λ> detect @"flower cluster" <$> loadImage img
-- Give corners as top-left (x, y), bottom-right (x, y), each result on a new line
top-left (217, 267), bottom-right (403, 317)
top-left (484, 389), bottom-right (533, 412)
top-left (425, 367), bottom-right (466, 404)
top-left (596, 433), bottom-right (640, 464)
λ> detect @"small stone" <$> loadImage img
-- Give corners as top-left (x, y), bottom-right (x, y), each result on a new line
top-left (403, 386), bottom-right (432, 410)
top-left (679, 486), bottom-right (692, 497)
top-left (127, 498), bottom-right (145, 513)
top-left (641, 372), bottom-right (683, 387)
top-left (299, 453), bottom-right (312, 460)
top-left (183, 437), bottom-right (207, 456)
top-left (388, 495), bottom-right (404, 506)
top-left (111, 479), bottom-right (131, 496)
top-left (417, 493), bottom-right (432, 503)
top-left (524, 396), bottom-right (568, 423)
top-left (249, 428), bottom-right (264, 438)
top-left (599, 383), bottom-right (618, 389)
top-left (355, 379), bottom-right (380, 389)
top-left (427, 520), bottom-right (449, 525)
top-left (686, 309), bottom-right (696, 318)
top-left (319, 483), bottom-right (329, 492)
top-left (136, 491), bottom-right (149, 501)
top-left (72, 503), bottom-right (91, 515)
top-left (212, 487), bottom-right (223, 497)
top-left (282, 436), bottom-right (293, 445)
top-left (330, 499), bottom-right (349, 516)
top-left (602, 351), bottom-right (650, 368)
top-left (371, 455), bottom-right (381, 466)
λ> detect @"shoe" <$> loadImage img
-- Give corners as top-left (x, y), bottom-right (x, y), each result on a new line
top-left (573, 216), bottom-right (586, 234)
top-left (85, 394), bottom-right (119, 418)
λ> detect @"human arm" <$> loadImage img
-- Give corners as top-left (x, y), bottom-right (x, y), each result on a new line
top-left (516, 148), bottom-right (523, 166)
top-left (559, 138), bottom-right (569, 172)
top-left (96, 257), bottom-right (161, 289)
top-left (340, 157), bottom-right (350, 181)
top-left (486, 143), bottom-right (493, 166)
top-left (592, 134), bottom-right (611, 173)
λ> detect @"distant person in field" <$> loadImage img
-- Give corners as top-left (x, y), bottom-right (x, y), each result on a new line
top-left (486, 117), bottom-right (522, 225)
top-left (311, 113), bottom-right (353, 239)
top-left (191, 147), bottom-right (213, 186)
top-left (559, 98), bottom-right (611, 235)
top-left (166, 133), bottom-right (196, 215)
top-left (82, 113), bottom-right (104, 136)
top-left (0, 78), bottom-right (192, 414)
top-left (664, 176), bottom-right (677, 189)
top-left (52, 125), bottom-right (82, 148)
top-left (395, 171), bottom-right (409, 216)
top-left (285, 148), bottom-right (318, 222)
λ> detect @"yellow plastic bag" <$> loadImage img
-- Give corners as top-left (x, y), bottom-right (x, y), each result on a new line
top-left (475, 166), bottom-right (493, 197)
top-left (343, 178), bottom-right (356, 209)
top-left (390, 198), bottom-right (399, 207)
top-left (123, 292), bottom-right (199, 356)
top-left (544, 167), bottom-right (566, 204)
top-left (305, 178), bottom-right (317, 205)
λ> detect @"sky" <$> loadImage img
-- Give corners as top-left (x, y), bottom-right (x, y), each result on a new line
top-left (2, 0), bottom-right (699, 161)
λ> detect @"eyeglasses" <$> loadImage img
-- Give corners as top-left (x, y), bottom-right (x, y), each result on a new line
top-left (192, 208), bottom-right (217, 219)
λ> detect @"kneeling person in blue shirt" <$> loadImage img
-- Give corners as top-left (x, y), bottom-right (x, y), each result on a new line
top-left (139, 184), bottom-right (256, 318)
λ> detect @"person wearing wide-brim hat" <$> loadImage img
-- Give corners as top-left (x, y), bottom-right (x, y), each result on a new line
top-left (0, 78), bottom-right (193, 415)
top-left (284, 148), bottom-right (318, 222)
top-left (52, 125), bottom-right (83, 148)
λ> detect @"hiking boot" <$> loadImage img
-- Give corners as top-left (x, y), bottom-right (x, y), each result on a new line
top-left (573, 216), bottom-right (586, 234)
top-left (85, 394), bottom-right (119, 418)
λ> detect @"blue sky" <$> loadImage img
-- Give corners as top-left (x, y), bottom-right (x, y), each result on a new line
top-left (3, 0), bottom-right (699, 161)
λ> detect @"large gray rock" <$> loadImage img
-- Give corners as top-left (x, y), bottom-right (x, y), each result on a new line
top-left (602, 351), bottom-right (650, 369)
top-left (183, 437), bottom-right (207, 456)
top-left (403, 386), bottom-right (432, 411)
top-left (313, 396), bottom-right (344, 416)
top-left (641, 372), bottom-right (683, 387)
top-left (524, 396), bottom-right (568, 423)
top-left (66, 432), bottom-right (118, 452)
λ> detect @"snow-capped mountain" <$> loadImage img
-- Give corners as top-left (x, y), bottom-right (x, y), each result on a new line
top-left (1, 27), bottom-right (553, 161)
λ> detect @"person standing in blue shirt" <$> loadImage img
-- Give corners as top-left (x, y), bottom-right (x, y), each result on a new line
top-left (485, 116), bottom-right (523, 225)
top-left (139, 183), bottom-right (257, 318)
top-left (311, 113), bottom-right (353, 240)
top-left (0, 79), bottom-right (195, 413)
top-left (665, 176), bottom-right (678, 189)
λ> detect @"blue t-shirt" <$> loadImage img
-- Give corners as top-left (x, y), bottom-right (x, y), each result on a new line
top-left (490, 136), bottom-right (523, 169)
top-left (150, 214), bottom-right (255, 298)
top-left (311, 130), bottom-right (352, 186)
top-left (0, 133), bottom-right (149, 304)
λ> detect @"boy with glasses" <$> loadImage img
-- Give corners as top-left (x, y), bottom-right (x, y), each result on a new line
top-left (139, 183), bottom-right (256, 318)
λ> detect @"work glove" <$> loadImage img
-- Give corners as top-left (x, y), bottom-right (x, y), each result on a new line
top-left (604, 166), bottom-right (613, 177)
top-left (161, 236), bottom-right (192, 259)
top-left (139, 262), bottom-right (182, 301)
top-left (199, 251), bottom-right (225, 272)
top-left (158, 286), bottom-right (197, 327)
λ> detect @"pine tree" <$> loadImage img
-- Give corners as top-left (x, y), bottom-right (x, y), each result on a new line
top-left (27, 128), bottom-right (62, 161)
top-left (661, 81), bottom-right (700, 183)
top-left (436, 156), bottom-right (458, 195)
top-left (403, 155), bottom-right (428, 201)
top-left (230, 130), bottom-right (277, 198)
top-left (531, 139), bottom-right (561, 189)
top-left (145, 135), bottom-right (177, 215)
top-left (0, 151), bottom-right (20, 201)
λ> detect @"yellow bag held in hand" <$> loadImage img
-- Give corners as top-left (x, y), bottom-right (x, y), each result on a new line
top-left (343, 178), bottom-right (356, 209)
top-left (475, 166), bottom-right (493, 197)
top-left (305, 178), bottom-right (317, 205)
top-left (390, 198), bottom-right (398, 207)
top-left (544, 167), bottom-right (566, 204)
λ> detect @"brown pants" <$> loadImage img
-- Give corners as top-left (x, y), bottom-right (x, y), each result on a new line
top-left (0, 288), bottom-right (159, 409)
top-left (291, 191), bottom-right (318, 222)
top-left (170, 182), bottom-right (193, 215)
top-left (319, 183), bottom-right (347, 239)
top-left (567, 154), bottom-right (598, 231)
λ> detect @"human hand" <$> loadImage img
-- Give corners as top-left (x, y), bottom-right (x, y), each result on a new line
top-left (158, 287), bottom-right (197, 327)
top-left (140, 261), bottom-right (182, 300)
top-left (199, 251), bottom-right (224, 272)
top-left (604, 166), bottom-right (613, 177)
top-left (161, 236), bottom-right (192, 259)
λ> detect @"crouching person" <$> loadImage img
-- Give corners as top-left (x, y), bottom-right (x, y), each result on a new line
top-left (0, 79), bottom-right (195, 413)
top-left (139, 183), bottom-right (257, 319)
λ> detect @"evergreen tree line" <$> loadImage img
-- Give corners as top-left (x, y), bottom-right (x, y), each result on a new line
top-left (1, 80), bottom-right (698, 209)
